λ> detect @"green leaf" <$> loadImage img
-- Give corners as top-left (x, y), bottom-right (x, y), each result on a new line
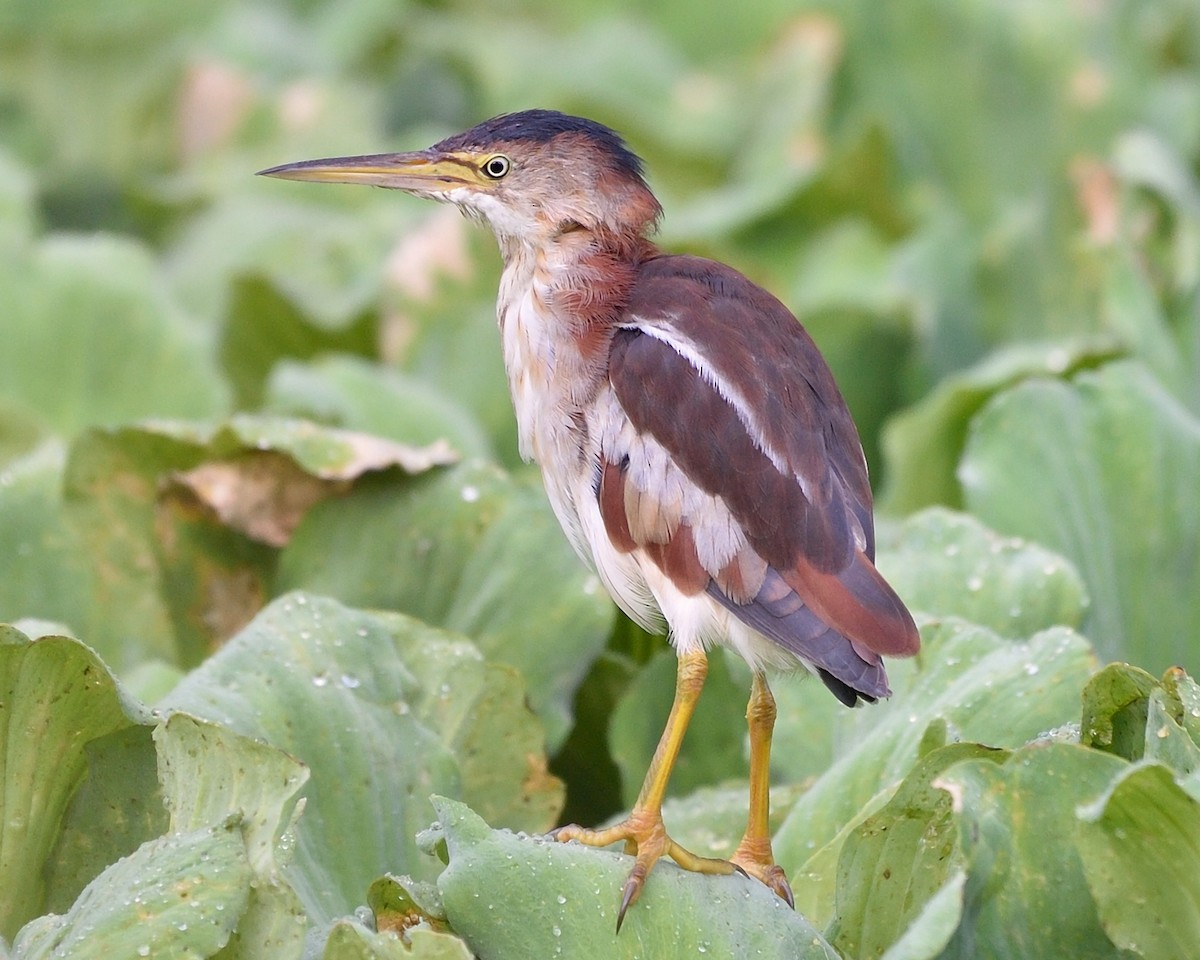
top-left (42, 726), bottom-right (166, 917)
top-left (1144, 689), bottom-right (1200, 779)
top-left (168, 192), bottom-right (402, 333)
top-left (265, 356), bottom-right (494, 461)
top-left (0, 234), bottom-right (228, 439)
top-left (159, 593), bottom-right (561, 925)
top-left (878, 871), bottom-right (966, 960)
top-left (154, 714), bottom-right (309, 960)
top-left (828, 742), bottom-right (1004, 960)
top-left (773, 620), bottom-right (1095, 890)
top-left (61, 415), bottom-right (452, 671)
top-left (321, 919), bottom-right (472, 960)
top-left (1165, 668), bottom-right (1200, 745)
top-left (371, 609), bottom-right (565, 833)
top-left (217, 276), bottom-right (378, 409)
top-left (936, 743), bottom-right (1130, 960)
top-left (277, 461), bottom-right (613, 749)
top-left (1080, 662), bottom-right (1159, 761)
top-left (660, 20), bottom-right (838, 239)
top-left (12, 820), bottom-right (252, 960)
top-left (0, 443), bottom-right (92, 633)
top-left (1077, 762), bottom-right (1200, 960)
top-left (0, 626), bottom-right (150, 940)
top-left (367, 874), bottom-right (446, 937)
top-left (961, 361), bottom-right (1200, 672)
top-left (879, 338), bottom-right (1118, 513)
top-left (878, 507), bottom-right (1088, 636)
top-left (431, 797), bottom-right (839, 960)
top-left (382, 224), bottom-right (518, 465)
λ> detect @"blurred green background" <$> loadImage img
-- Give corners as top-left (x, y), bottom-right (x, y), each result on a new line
top-left (3, 2), bottom-right (1200, 955)
top-left (2, 0), bottom-right (1198, 744)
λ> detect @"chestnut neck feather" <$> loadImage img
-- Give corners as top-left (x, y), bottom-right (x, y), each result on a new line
top-left (495, 222), bottom-right (655, 467)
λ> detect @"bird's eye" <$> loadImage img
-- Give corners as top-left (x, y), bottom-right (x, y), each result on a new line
top-left (482, 155), bottom-right (511, 179)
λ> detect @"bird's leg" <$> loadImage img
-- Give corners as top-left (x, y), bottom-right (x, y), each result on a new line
top-left (553, 650), bottom-right (734, 928)
top-left (730, 671), bottom-right (794, 907)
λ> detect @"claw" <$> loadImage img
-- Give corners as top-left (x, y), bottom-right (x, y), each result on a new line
top-left (764, 865), bottom-right (795, 909)
top-left (730, 847), bottom-right (794, 909)
top-left (615, 869), bottom-right (644, 932)
top-left (551, 810), bottom-right (735, 930)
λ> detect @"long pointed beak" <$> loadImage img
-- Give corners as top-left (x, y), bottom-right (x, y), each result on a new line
top-left (256, 151), bottom-right (475, 193)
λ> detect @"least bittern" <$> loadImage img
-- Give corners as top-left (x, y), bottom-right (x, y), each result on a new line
top-left (260, 110), bottom-right (919, 927)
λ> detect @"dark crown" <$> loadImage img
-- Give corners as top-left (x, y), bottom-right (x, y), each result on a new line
top-left (435, 110), bottom-right (647, 181)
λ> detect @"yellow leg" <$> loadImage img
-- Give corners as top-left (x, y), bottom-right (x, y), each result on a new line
top-left (554, 651), bottom-right (734, 928)
top-left (731, 671), bottom-right (793, 907)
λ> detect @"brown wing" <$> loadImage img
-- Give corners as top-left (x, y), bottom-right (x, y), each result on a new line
top-left (599, 255), bottom-right (918, 703)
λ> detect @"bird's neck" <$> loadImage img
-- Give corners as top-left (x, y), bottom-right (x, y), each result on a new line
top-left (495, 228), bottom-right (651, 466)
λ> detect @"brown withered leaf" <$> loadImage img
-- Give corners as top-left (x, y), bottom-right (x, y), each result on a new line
top-left (166, 432), bottom-right (457, 548)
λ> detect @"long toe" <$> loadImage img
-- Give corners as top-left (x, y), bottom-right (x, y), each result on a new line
top-left (553, 808), bottom-right (736, 928)
top-left (731, 847), bottom-right (794, 908)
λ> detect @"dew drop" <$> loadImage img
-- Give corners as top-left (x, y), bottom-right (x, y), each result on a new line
top-left (461, 485), bottom-right (480, 503)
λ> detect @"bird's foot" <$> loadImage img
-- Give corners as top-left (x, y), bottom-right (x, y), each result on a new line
top-left (553, 806), bottom-right (735, 929)
top-left (730, 835), bottom-right (794, 908)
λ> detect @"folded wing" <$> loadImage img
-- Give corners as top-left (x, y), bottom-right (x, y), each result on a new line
top-left (597, 255), bottom-right (919, 703)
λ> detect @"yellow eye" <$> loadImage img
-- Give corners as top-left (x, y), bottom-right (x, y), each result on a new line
top-left (482, 155), bottom-right (511, 179)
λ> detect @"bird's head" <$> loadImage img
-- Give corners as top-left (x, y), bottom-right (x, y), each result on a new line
top-left (259, 109), bottom-right (662, 250)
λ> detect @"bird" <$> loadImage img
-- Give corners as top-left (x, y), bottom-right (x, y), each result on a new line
top-left (259, 109), bottom-right (920, 928)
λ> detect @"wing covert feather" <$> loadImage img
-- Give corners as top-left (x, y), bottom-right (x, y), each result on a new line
top-left (596, 254), bottom-right (919, 696)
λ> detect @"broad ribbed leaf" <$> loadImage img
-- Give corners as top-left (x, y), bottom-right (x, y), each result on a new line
top-left (277, 461), bottom-right (612, 748)
top-left (961, 361), bottom-right (1200, 673)
top-left (0, 627), bottom-right (151, 940)
top-left (0, 235), bottom-right (228, 439)
top-left (12, 821), bottom-right (251, 960)
top-left (265, 356), bottom-right (493, 462)
top-left (432, 797), bottom-right (838, 960)
top-left (878, 507), bottom-right (1088, 636)
top-left (159, 593), bottom-right (561, 925)
top-left (827, 742), bottom-right (1004, 959)
top-left (879, 339), bottom-right (1118, 513)
top-left (1077, 762), bottom-right (1200, 960)
top-left (0, 444), bottom-right (92, 634)
top-left (155, 714), bottom-right (309, 960)
top-left (936, 744), bottom-right (1129, 960)
top-left (61, 415), bottom-right (451, 670)
top-left (774, 619), bottom-right (1094, 904)
top-left (321, 919), bottom-right (472, 960)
